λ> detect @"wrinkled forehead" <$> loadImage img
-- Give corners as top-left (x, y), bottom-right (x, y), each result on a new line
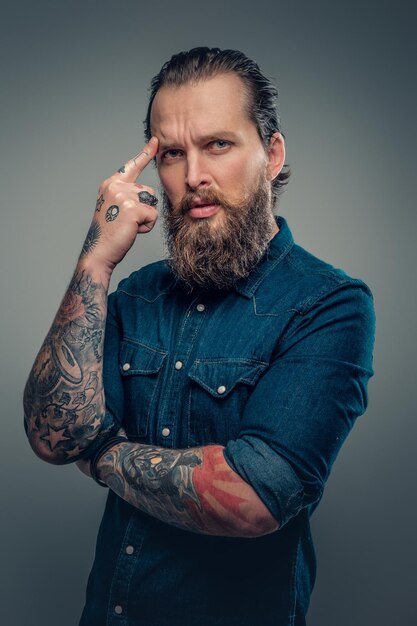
top-left (150, 73), bottom-right (253, 138)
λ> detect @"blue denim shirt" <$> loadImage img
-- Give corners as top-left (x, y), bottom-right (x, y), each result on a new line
top-left (80, 216), bottom-right (375, 626)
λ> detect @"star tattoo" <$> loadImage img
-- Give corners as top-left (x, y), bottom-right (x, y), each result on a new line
top-left (41, 424), bottom-right (71, 451)
top-left (95, 194), bottom-right (105, 212)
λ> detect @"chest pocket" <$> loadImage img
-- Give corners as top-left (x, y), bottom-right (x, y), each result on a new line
top-left (187, 358), bottom-right (268, 446)
top-left (119, 339), bottom-right (167, 440)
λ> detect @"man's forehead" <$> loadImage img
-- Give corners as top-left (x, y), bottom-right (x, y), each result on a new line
top-left (150, 73), bottom-right (251, 136)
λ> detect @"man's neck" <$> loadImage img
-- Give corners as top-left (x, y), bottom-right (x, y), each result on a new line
top-left (269, 218), bottom-right (280, 240)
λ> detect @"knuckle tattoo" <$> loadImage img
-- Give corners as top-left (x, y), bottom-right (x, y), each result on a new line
top-left (138, 190), bottom-right (158, 207)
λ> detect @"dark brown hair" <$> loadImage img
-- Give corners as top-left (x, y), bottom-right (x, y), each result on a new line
top-left (144, 47), bottom-right (291, 203)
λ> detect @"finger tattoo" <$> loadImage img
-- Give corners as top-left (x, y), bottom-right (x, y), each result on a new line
top-left (138, 191), bottom-right (158, 207)
top-left (133, 150), bottom-right (150, 165)
top-left (105, 205), bottom-right (120, 222)
top-left (117, 165), bottom-right (125, 174)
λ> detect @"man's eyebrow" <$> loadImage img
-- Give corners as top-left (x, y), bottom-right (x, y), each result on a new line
top-left (199, 131), bottom-right (239, 142)
top-left (158, 131), bottom-right (239, 151)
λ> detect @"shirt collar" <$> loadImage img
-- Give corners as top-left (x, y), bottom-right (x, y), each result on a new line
top-left (233, 215), bottom-right (294, 298)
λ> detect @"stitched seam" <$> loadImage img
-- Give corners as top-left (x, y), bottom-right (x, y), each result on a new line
top-left (118, 285), bottom-right (175, 303)
top-left (253, 295), bottom-right (284, 317)
top-left (193, 357), bottom-right (268, 367)
top-left (121, 338), bottom-right (168, 356)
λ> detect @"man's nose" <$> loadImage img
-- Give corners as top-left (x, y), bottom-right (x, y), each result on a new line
top-left (185, 154), bottom-right (212, 190)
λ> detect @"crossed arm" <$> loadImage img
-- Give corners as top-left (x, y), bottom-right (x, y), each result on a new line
top-left (23, 246), bottom-right (372, 540)
top-left (23, 260), bottom-right (278, 538)
top-left (79, 439), bottom-right (279, 538)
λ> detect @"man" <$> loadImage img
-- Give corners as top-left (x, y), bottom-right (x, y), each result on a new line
top-left (24, 47), bottom-right (375, 625)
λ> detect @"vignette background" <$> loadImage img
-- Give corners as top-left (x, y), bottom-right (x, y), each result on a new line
top-left (1, 1), bottom-right (416, 624)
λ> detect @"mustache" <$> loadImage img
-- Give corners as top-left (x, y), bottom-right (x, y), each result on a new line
top-left (178, 189), bottom-right (231, 214)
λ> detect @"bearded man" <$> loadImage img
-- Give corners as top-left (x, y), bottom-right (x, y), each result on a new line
top-left (24, 47), bottom-right (375, 626)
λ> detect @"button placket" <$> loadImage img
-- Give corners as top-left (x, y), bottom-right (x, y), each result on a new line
top-left (155, 294), bottom-right (208, 448)
top-left (107, 517), bottom-right (144, 625)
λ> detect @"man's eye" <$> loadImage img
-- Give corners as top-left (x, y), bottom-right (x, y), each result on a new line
top-left (162, 149), bottom-right (182, 160)
top-left (211, 140), bottom-right (230, 149)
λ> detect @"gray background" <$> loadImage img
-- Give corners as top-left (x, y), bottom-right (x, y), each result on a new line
top-left (1, 1), bottom-right (416, 624)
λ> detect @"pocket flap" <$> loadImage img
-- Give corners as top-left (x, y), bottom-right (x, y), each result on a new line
top-left (188, 358), bottom-right (268, 398)
top-left (119, 340), bottom-right (167, 376)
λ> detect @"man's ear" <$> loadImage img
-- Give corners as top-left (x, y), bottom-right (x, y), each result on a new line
top-left (266, 132), bottom-right (286, 181)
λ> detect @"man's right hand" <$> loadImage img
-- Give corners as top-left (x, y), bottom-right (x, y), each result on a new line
top-left (81, 136), bottom-right (160, 273)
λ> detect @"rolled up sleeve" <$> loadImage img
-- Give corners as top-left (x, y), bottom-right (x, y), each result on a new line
top-left (223, 281), bottom-right (376, 527)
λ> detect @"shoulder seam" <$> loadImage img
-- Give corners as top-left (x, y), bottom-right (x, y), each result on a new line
top-left (296, 278), bottom-right (373, 315)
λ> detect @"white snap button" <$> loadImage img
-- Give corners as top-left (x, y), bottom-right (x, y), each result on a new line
top-left (162, 427), bottom-right (171, 437)
top-left (114, 605), bottom-right (123, 615)
top-left (196, 303), bottom-right (205, 312)
top-left (217, 385), bottom-right (227, 395)
top-left (122, 363), bottom-right (131, 372)
top-left (175, 361), bottom-right (183, 370)
top-left (125, 545), bottom-right (134, 555)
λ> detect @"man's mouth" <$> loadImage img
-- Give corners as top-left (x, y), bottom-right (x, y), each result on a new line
top-left (187, 198), bottom-right (222, 218)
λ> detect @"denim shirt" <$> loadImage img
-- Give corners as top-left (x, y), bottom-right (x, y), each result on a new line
top-left (80, 216), bottom-right (375, 626)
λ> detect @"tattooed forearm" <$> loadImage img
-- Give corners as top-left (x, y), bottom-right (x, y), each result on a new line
top-left (97, 443), bottom-right (279, 537)
top-left (23, 267), bottom-right (111, 463)
top-left (80, 220), bottom-right (101, 257)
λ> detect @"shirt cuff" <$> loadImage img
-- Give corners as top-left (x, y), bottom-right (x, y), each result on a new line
top-left (223, 435), bottom-right (304, 527)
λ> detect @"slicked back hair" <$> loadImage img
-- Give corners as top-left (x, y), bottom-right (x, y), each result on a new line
top-left (144, 47), bottom-right (290, 204)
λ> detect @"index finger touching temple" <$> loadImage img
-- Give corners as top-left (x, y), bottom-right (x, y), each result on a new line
top-left (116, 136), bottom-right (159, 182)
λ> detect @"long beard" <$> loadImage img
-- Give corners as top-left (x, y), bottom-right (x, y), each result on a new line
top-left (162, 171), bottom-right (275, 292)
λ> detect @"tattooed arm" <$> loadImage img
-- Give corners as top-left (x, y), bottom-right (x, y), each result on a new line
top-left (23, 139), bottom-right (160, 464)
top-left (23, 261), bottom-right (111, 464)
top-left (94, 441), bottom-right (279, 538)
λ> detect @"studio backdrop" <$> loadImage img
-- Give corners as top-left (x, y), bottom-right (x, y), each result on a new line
top-left (1, 1), bottom-right (416, 625)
